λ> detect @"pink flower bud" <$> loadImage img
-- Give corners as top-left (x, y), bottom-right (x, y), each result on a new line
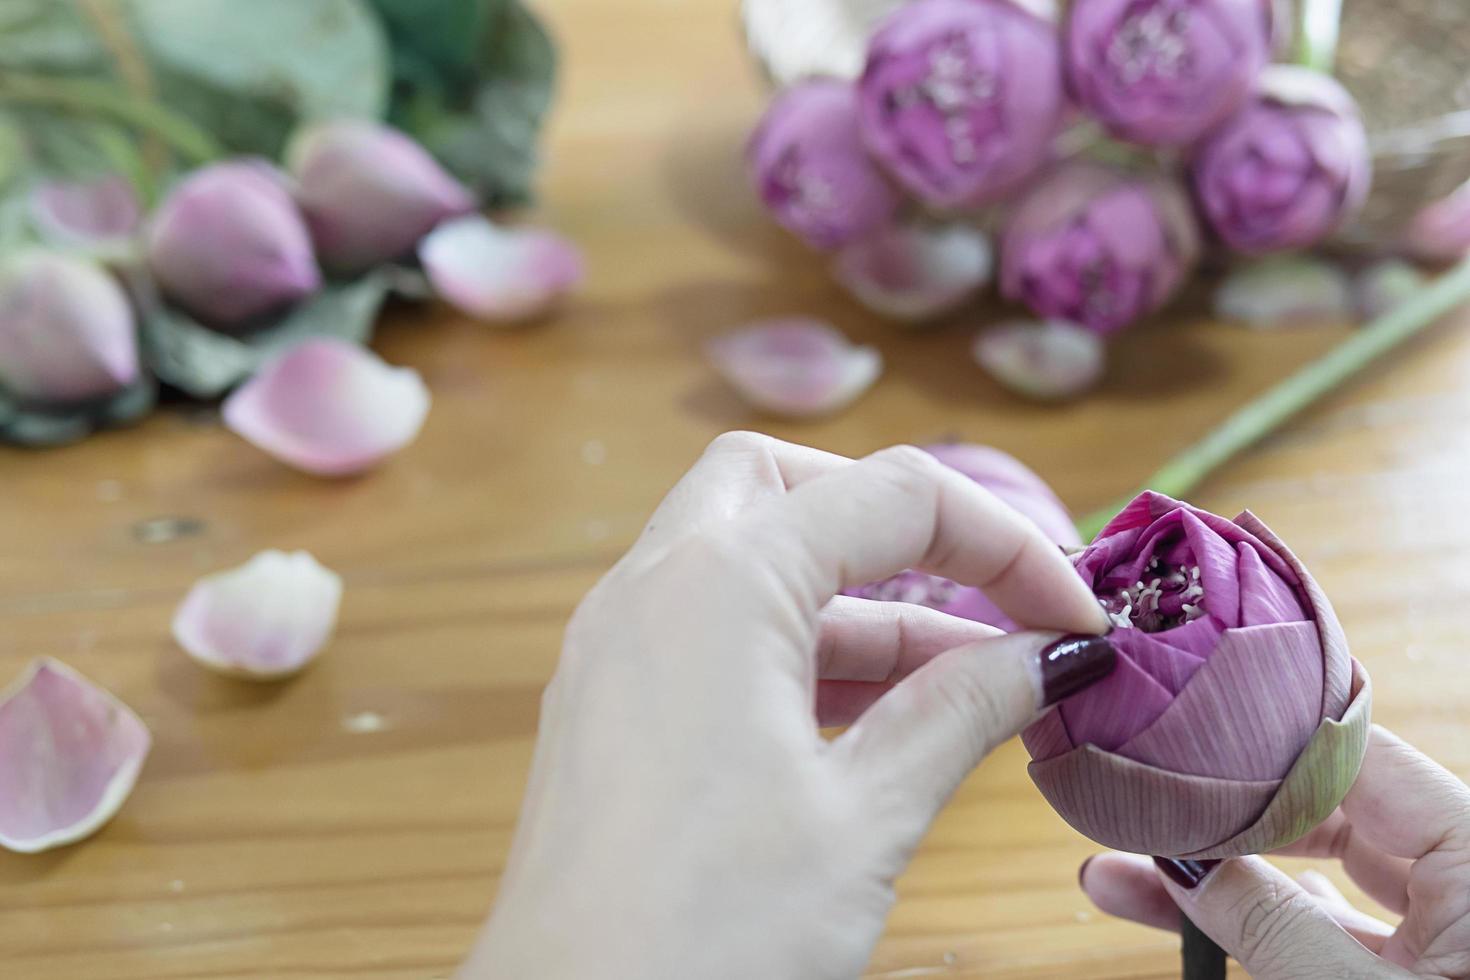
top-left (1402, 183), bottom-right (1470, 265)
top-left (1064, 0), bottom-right (1273, 146)
top-left (146, 161), bottom-right (321, 329)
top-left (287, 120), bottom-right (476, 272)
top-left (0, 250), bottom-right (139, 404)
top-left (748, 80), bottom-right (902, 251)
top-left (1000, 163), bottom-right (1199, 335)
top-left (1191, 66), bottom-right (1370, 254)
top-left (858, 0), bottom-right (1066, 208)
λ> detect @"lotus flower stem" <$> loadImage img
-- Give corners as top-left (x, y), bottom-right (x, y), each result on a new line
top-left (1294, 0), bottom-right (1343, 72)
top-left (1076, 256), bottom-right (1470, 541)
top-left (1181, 912), bottom-right (1227, 980)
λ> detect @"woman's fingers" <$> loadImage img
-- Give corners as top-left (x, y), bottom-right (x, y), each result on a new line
top-left (816, 596), bottom-right (1003, 683)
top-left (1155, 856), bottom-right (1405, 979)
top-left (1294, 870), bottom-right (1395, 954)
top-left (747, 445), bottom-right (1108, 633)
top-left (1274, 810), bottom-right (1412, 915)
top-left (1339, 726), bottom-right (1470, 862)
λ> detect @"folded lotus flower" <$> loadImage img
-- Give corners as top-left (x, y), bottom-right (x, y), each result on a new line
top-left (1023, 492), bottom-right (1370, 859)
top-left (222, 337), bottom-right (430, 476)
top-left (146, 160), bottom-right (321, 330)
top-left (29, 175), bottom-right (141, 249)
top-left (846, 443), bottom-right (1079, 629)
top-left (972, 318), bottom-right (1105, 400)
top-left (1064, 0), bottom-right (1273, 146)
top-left (418, 214), bottom-right (583, 322)
top-left (831, 222), bottom-right (991, 321)
top-left (748, 80), bottom-right (902, 251)
top-left (1213, 255), bottom-right (1353, 328)
top-left (1354, 259), bottom-right (1427, 322)
top-left (173, 550), bottom-right (343, 680)
top-left (1000, 163), bottom-right (1199, 335)
top-left (1402, 182), bottom-right (1470, 265)
top-left (0, 659), bottom-right (151, 853)
top-left (706, 318), bottom-right (881, 417)
top-left (1191, 66), bottom-right (1371, 254)
top-left (288, 119), bottom-right (476, 272)
top-left (858, 0), bottom-right (1066, 209)
top-left (0, 250), bottom-right (140, 404)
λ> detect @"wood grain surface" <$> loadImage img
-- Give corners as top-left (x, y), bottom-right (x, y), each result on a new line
top-left (3, 1), bottom-right (1469, 977)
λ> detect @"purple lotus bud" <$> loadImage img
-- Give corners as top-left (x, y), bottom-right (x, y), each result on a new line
top-left (973, 318), bottom-right (1106, 400)
top-left (845, 443), bottom-right (1080, 630)
top-left (748, 80), bottom-right (902, 251)
top-left (1402, 183), bottom-right (1470, 265)
top-left (1024, 492), bottom-right (1369, 859)
top-left (858, 0), bottom-right (1066, 209)
top-left (0, 250), bottom-right (139, 404)
top-left (1000, 163), bottom-right (1199, 335)
top-left (1064, 0), bottom-right (1273, 146)
top-left (1213, 255), bottom-right (1353, 328)
top-left (287, 119), bottom-right (477, 272)
top-left (146, 161), bottom-right (320, 329)
top-left (1192, 66), bottom-right (1371, 254)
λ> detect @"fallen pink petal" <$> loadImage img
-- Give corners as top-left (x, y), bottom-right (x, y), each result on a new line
top-left (222, 337), bottom-right (430, 477)
top-left (1213, 256), bottom-right (1354, 328)
top-left (972, 319), bottom-right (1105, 401)
top-left (172, 550), bottom-right (344, 681)
top-left (29, 175), bottom-right (141, 249)
top-left (0, 659), bottom-right (151, 854)
top-left (706, 318), bottom-right (882, 417)
top-left (418, 214), bottom-right (584, 323)
top-left (832, 223), bottom-right (991, 322)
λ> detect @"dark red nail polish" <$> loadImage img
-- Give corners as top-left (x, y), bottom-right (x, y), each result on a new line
top-left (1154, 857), bottom-right (1221, 890)
top-left (1040, 634), bottom-right (1116, 706)
top-left (1078, 855), bottom-right (1096, 889)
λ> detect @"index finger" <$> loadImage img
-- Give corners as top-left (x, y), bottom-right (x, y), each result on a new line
top-left (744, 445), bottom-right (1107, 635)
top-left (1338, 725), bottom-right (1470, 860)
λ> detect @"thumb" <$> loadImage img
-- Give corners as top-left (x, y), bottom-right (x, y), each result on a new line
top-left (1155, 856), bottom-right (1405, 979)
top-left (831, 631), bottom-right (1115, 827)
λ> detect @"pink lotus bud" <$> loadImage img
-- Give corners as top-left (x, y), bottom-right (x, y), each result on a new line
top-left (146, 161), bottom-right (321, 329)
top-left (858, 0), bottom-right (1066, 209)
top-left (287, 119), bottom-right (476, 272)
top-left (706, 318), bottom-right (882, 417)
top-left (972, 318), bottom-right (1105, 400)
top-left (1024, 492), bottom-right (1370, 859)
top-left (1191, 66), bottom-right (1371, 254)
top-left (1402, 183), bottom-right (1470, 265)
top-left (1064, 0), bottom-right (1273, 146)
top-left (748, 80), bottom-right (902, 251)
top-left (0, 250), bottom-right (139, 404)
top-left (846, 443), bottom-right (1080, 629)
top-left (832, 222), bottom-right (991, 321)
top-left (1000, 163), bottom-right (1199, 335)
top-left (1213, 255), bottom-right (1353, 328)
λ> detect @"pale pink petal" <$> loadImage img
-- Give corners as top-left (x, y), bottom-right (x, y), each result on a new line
top-left (707, 317), bottom-right (881, 417)
top-left (172, 550), bottom-right (343, 680)
top-left (419, 214), bottom-right (583, 323)
top-left (29, 175), bottom-right (141, 248)
top-left (222, 338), bottom-right (430, 477)
top-left (831, 223), bottom-right (991, 321)
top-left (1213, 256), bottom-right (1353, 328)
top-left (1116, 621), bottom-right (1324, 781)
top-left (0, 659), bottom-right (150, 854)
top-left (972, 319), bottom-right (1105, 401)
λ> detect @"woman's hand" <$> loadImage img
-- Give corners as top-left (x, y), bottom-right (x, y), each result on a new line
top-left (459, 433), bottom-right (1114, 980)
top-left (1081, 725), bottom-right (1470, 979)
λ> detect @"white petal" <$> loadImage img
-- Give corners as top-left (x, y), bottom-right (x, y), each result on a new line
top-left (832, 223), bottom-right (991, 322)
top-left (972, 319), bottom-right (1104, 401)
top-left (0, 659), bottom-right (151, 854)
top-left (1353, 260), bottom-right (1427, 321)
top-left (222, 338), bottom-right (430, 477)
top-left (707, 317), bottom-right (881, 417)
top-left (418, 214), bottom-right (583, 323)
top-left (172, 550), bottom-right (343, 681)
top-left (1214, 256), bottom-right (1354, 328)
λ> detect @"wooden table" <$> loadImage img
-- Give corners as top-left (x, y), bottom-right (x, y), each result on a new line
top-left (4, 1), bottom-right (1470, 977)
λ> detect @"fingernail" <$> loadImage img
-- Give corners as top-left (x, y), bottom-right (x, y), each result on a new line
top-left (1153, 857), bottom-right (1221, 890)
top-left (1078, 855), bottom-right (1096, 889)
top-left (1039, 634), bottom-right (1116, 706)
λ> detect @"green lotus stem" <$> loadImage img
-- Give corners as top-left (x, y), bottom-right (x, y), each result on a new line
top-left (1076, 256), bottom-right (1470, 542)
top-left (1294, 0), bottom-right (1344, 72)
top-left (0, 72), bottom-right (221, 165)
